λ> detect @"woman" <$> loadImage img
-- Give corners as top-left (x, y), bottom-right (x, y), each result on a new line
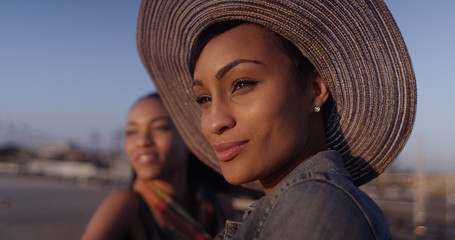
top-left (81, 93), bottom-right (232, 240)
top-left (137, 1), bottom-right (417, 239)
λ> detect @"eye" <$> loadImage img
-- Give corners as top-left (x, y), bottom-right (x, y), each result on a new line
top-left (195, 95), bottom-right (212, 105)
top-left (125, 129), bottom-right (137, 137)
top-left (153, 124), bottom-right (172, 131)
top-left (232, 79), bottom-right (258, 93)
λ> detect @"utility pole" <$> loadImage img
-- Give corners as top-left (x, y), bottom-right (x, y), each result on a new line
top-left (414, 135), bottom-right (427, 239)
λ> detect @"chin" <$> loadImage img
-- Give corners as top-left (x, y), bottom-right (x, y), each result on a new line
top-left (136, 170), bottom-right (158, 181)
top-left (222, 170), bottom-right (257, 186)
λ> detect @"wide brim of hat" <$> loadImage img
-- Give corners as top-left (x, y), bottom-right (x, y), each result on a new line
top-left (137, 0), bottom-right (417, 190)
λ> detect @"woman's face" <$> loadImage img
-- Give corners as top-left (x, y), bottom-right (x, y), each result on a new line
top-left (193, 24), bottom-right (320, 189)
top-left (125, 97), bottom-right (188, 181)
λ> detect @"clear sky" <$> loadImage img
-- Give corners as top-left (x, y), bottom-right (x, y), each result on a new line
top-left (1, 1), bottom-right (454, 171)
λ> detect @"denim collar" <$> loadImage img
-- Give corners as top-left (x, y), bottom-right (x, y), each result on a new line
top-left (248, 150), bottom-right (352, 211)
top-left (284, 149), bottom-right (351, 182)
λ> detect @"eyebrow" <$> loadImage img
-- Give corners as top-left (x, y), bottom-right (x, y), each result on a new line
top-left (215, 59), bottom-right (263, 79)
top-left (126, 116), bottom-right (171, 126)
top-left (193, 59), bottom-right (263, 87)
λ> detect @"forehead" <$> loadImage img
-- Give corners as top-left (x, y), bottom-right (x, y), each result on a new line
top-left (128, 98), bottom-right (168, 119)
top-left (195, 24), bottom-right (288, 71)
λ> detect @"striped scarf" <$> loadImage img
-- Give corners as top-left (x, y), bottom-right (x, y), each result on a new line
top-left (134, 178), bottom-right (216, 240)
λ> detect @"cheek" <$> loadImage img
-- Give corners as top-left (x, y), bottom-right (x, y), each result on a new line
top-left (124, 140), bottom-right (138, 169)
top-left (157, 132), bottom-right (186, 158)
top-left (250, 93), bottom-right (306, 144)
top-left (240, 94), bottom-right (281, 131)
top-left (200, 112), bottom-right (211, 141)
top-left (124, 138), bottom-right (134, 157)
top-left (154, 135), bottom-right (172, 154)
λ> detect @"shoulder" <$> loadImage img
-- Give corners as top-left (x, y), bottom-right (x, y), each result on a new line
top-left (273, 177), bottom-right (363, 213)
top-left (103, 189), bottom-right (140, 209)
top-left (81, 189), bottom-right (144, 240)
top-left (94, 189), bottom-right (143, 228)
top-left (264, 176), bottom-right (349, 213)
top-left (91, 189), bottom-right (141, 220)
top-left (260, 175), bottom-right (388, 239)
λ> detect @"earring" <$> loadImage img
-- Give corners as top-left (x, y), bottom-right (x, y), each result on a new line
top-left (314, 106), bottom-right (321, 112)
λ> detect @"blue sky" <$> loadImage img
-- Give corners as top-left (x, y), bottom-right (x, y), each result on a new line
top-left (384, 0), bottom-right (455, 171)
top-left (1, 0), bottom-right (152, 152)
top-left (1, 1), bottom-right (454, 171)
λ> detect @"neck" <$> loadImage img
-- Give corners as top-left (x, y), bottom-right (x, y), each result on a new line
top-left (261, 116), bottom-right (327, 194)
top-left (149, 168), bottom-right (193, 211)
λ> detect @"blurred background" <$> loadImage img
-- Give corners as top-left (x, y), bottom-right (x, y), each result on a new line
top-left (1, 0), bottom-right (454, 239)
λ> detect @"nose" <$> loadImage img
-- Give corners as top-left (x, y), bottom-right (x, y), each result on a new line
top-left (205, 100), bottom-right (236, 135)
top-left (138, 130), bottom-right (154, 147)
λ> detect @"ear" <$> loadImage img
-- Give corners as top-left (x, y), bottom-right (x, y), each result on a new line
top-left (309, 71), bottom-right (329, 111)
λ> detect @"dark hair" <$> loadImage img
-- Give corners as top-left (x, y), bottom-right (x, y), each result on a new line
top-left (138, 92), bottom-right (160, 101)
top-left (127, 92), bottom-right (160, 114)
top-left (189, 21), bottom-right (245, 76)
top-left (189, 21), bottom-right (315, 91)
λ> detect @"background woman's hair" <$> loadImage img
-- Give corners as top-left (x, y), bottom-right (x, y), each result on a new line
top-left (137, 92), bottom-right (160, 102)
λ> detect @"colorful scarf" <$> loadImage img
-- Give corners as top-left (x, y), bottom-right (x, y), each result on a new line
top-left (134, 178), bottom-right (217, 240)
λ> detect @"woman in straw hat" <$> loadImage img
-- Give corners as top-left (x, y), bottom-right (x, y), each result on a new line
top-left (137, 0), bottom-right (416, 239)
top-left (82, 93), bottom-right (234, 240)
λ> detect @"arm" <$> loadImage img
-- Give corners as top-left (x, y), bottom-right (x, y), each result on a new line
top-left (80, 189), bottom-right (147, 240)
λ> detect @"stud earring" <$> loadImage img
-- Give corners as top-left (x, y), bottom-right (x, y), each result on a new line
top-left (314, 106), bottom-right (321, 112)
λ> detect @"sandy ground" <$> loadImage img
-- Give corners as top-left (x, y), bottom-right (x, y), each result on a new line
top-left (3, 172), bottom-right (453, 239)
top-left (0, 174), bottom-right (122, 240)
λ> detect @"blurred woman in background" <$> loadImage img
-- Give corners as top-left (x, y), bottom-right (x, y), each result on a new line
top-left (81, 93), bottom-right (233, 240)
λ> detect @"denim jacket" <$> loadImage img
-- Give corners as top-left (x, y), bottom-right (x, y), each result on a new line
top-left (215, 150), bottom-right (391, 240)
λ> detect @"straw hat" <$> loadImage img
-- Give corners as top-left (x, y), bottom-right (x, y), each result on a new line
top-left (137, 0), bottom-right (417, 189)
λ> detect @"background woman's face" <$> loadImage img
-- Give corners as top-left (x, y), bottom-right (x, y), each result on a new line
top-left (124, 98), bottom-right (188, 181)
top-left (193, 24), bottom-right (315, 188)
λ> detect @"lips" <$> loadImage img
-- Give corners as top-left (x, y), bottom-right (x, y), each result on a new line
top-left (212, 140), bottom-right (248, 162)
top-left (135, 153), bottom-right (158, 164)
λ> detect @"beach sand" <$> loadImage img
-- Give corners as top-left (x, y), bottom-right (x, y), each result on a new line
top-left (0, 174), bottom-right (124, 240)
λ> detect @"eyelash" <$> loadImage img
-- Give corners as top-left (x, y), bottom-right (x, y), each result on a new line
top-left (195, 79), bottom-right (258, 105)
top-left (125, 130), bottom-right (136, 136)
top-left (232, 79), bottom-right (257, 93)
top-left (154, 125), bottom-right (171, 131)
top-left (196, 96), bottom-right (211, 105)
top-left (125, 123), bottom-right (171, 136)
